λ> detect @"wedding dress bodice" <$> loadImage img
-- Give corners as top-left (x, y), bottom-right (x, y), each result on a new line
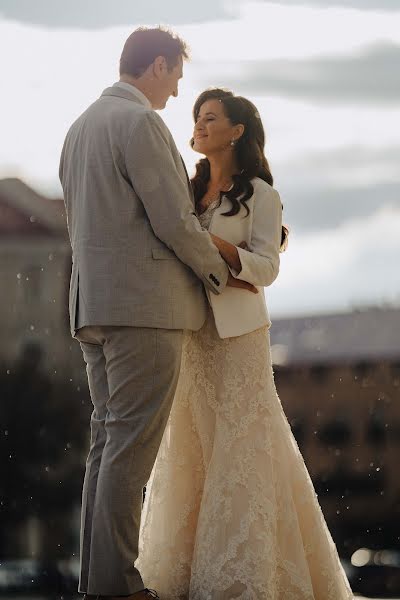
top-left (197, 199), bottom-right (220, 231)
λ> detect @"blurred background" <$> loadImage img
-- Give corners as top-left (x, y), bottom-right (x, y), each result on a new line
top-left (0, 0), bottom-right (399, 598)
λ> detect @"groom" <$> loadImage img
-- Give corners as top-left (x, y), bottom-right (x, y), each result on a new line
top-left (59, 27), bottom-right (254, 599)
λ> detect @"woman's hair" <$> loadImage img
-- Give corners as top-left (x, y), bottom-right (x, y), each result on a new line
top-left (190, 88), bottom-right (288, 250)
top-left (120, 26), bottom-right (188, 78)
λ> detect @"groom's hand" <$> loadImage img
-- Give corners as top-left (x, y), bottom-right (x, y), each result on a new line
top-left (238, 241), bottom-right (250, 251)
top-left (226, 272), bottom-right (259, 294)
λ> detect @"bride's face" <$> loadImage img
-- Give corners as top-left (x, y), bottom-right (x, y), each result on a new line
top-left (192, 99), bottom-right (239, 155)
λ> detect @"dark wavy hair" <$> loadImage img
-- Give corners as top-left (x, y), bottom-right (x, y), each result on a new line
top-left (190, 88), bottom-right (288, 250)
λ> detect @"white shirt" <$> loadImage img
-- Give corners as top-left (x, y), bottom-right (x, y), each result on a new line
top-left (113, 81), bottom-right (152, 109)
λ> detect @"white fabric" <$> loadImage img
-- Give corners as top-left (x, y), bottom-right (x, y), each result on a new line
top-left (136, 309), bottom-right (354, 599)
top-left (206, 177), bottom-right (282, 338)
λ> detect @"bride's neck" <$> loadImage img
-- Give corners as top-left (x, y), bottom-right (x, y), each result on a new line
top-left (208, 154), bottom-right (238, 188)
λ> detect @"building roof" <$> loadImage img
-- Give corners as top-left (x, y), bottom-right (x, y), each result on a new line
top-left (270, 306), bottom-right (400, 366)
top-left (0, 178), bottom-right (67, 236)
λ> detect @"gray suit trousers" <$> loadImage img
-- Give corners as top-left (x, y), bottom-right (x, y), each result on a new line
top-left (76, 325), bottom-right (183, 595)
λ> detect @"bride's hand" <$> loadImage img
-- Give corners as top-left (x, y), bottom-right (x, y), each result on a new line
top-left (238, 241), bottom-right (250, 251)
top-left (226, 272), bottom-right (258, 294)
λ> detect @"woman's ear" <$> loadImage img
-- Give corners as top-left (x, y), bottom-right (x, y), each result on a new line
top-left (234, 123), bottom-right (245, 141)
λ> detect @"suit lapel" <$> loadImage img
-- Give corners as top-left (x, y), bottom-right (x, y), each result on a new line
top-left (180, 154), bottom-right (195, 205)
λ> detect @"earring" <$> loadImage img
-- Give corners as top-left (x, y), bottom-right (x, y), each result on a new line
top-left (230, 139), bottom-right (235, 146)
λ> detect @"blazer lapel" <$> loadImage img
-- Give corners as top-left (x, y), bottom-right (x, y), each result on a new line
top-left (180, 154), bottom-right (195, 205)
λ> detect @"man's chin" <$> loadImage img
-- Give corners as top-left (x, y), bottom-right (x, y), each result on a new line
top-left (154, 99), bottom-right (168, 111)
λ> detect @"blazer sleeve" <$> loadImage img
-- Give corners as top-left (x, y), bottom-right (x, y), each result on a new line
top-left (230, 184), bottom-right (282, 287)
top-left (125, 110), bottom-right (228, 295)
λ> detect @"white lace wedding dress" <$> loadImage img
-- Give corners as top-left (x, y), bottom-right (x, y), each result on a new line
top-left (136, 201), bottom-right (353, 600)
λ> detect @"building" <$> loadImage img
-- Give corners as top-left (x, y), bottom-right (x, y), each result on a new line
top-left (270, 307), bottom-right (400, 553)
top-left (0, 178), bottom-right (88, 561)
top-left (0, 177), bottom-right (82, 378)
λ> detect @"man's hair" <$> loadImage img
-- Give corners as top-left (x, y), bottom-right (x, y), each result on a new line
top-left (120, 26), bottom-right (189, 78)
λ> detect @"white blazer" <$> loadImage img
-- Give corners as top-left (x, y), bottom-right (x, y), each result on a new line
top-left (207, 177), bottom-right (282, 338)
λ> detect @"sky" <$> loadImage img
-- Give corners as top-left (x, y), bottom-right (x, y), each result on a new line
top-left (0, 0), bottom-right (399, 318)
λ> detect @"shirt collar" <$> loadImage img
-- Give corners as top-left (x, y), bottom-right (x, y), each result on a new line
top-left (113, 81), bottom-right (152, 109)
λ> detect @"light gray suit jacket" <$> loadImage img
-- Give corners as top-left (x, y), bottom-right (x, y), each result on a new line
top-left (59, 84), bottom-right (229, 337)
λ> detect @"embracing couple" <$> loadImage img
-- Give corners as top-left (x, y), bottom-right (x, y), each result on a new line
top-left (59, 27), bottom-right (353, 600)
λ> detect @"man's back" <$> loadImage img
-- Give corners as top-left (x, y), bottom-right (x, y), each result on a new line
top-left (60, 85), bottom-right (210, 335)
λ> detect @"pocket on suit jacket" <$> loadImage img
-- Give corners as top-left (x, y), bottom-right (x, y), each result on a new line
top-left (152, 248), bottom-right (177, 260)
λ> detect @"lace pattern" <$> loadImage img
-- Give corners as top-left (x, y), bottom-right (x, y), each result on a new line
top-left (197, 199), bottom-right (221, 230)
top-left (136, 311), bottom-right (354, 599)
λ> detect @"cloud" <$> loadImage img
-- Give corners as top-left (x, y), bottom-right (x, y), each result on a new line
top-left (268, 0), bottom-right (400, 11)
top-left (199, 43), bottom-right (400, 105)
top-left (281, 145), bottom-right (400, 177)
top-left (0, 0), bottom-right (235, 28)
top-left (267, 205), bottom-right (400, 318)
top-left (1, 0), bottom-right (399, 30)
top-left (272, 145), bottom-right (400, 233)
top-left (279, 181), bottom-right (399, 234)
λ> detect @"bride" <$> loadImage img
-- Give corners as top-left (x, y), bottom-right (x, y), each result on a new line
top-left (136, 88), bottom-right (353, 600)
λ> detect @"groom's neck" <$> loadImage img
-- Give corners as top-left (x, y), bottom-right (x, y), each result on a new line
top-left (119, 74), bottom-right (153, 107)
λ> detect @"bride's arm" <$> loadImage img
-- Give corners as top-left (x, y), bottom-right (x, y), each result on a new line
top-left (233, 185), bottom-right (282, 287)
top-left (212, 184), bottom-right (282, 288)
top-left (209, 234), bottom-right (244, 272)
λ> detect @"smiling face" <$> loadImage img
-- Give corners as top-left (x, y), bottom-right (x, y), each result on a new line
top-left (192, 98), bottom-right (244, 156)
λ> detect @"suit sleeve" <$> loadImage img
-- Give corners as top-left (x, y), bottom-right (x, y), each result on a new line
top-left (230, 185), bottom-right (282, 287)
top-left (125, 110), bottom-right (228, 294)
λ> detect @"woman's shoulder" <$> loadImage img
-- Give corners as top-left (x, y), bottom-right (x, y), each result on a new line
top-left (250, 177), bottom-right (281, 205)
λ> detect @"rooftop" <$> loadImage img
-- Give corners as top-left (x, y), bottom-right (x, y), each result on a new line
top-left (270, 306), bottom-right (400, 366)
top-left (0, 178), bottom-right (67, 236)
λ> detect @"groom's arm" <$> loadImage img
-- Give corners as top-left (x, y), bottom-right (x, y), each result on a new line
top-left (125, 110), bottom-right (229, 294)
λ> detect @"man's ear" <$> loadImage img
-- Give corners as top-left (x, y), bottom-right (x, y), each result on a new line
top-left (153, 56), bottom-right (167, 79)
